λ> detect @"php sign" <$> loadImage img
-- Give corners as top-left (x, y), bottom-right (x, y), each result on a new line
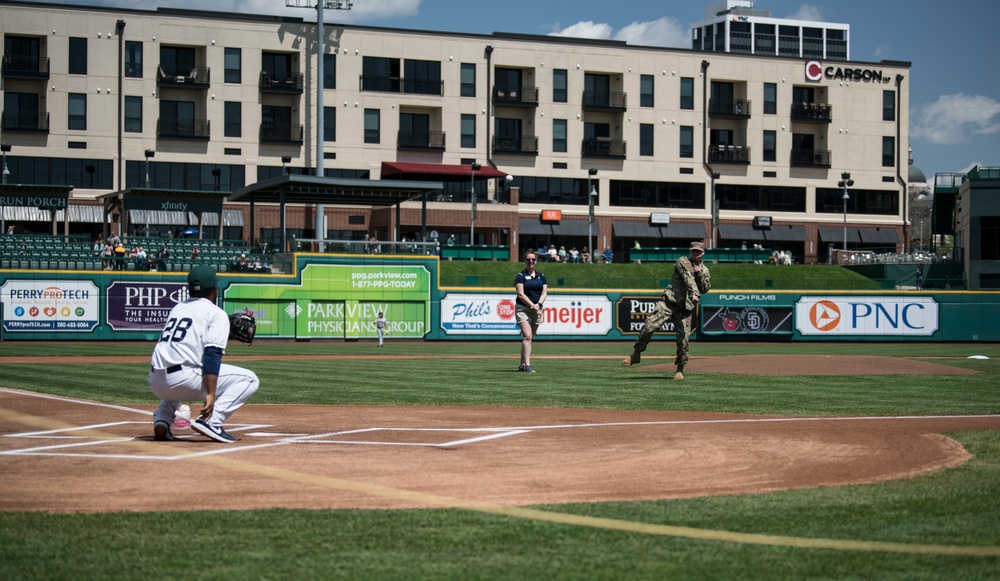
top-left (795, 296), bottom-right (939, 336)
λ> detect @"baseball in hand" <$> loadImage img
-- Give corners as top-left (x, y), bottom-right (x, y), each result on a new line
top-left (172, 404), bottom-right (191, 430)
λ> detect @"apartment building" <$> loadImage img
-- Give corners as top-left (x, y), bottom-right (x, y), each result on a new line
top-left (0, 1), bottom-right (909, 263)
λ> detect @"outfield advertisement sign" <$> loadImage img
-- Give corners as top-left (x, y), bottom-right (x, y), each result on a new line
top-left (795, 296), bottom-right (939, 336)
top-left (1, 280), bottom-right (99, 332)
top-left (106, 282), bottom-right (188, 331)
top-left (440, 293), bottom-right (612, 336)
top-left (702, 306), bottom-right (793, 335)
top-left (223, 264), bottom-right (431, 339)
top-left (616, 296), bottom-right (679, 334)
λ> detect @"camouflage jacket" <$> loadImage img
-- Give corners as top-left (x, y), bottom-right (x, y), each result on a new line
top-left (662, 256), bottom-right (712, 312)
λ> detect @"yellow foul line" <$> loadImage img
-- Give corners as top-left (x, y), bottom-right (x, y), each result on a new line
top-left (1, 407), bottom-right (997, 558)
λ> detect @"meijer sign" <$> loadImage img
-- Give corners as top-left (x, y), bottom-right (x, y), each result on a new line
top-left (795, 296), bottom-right (939, 336)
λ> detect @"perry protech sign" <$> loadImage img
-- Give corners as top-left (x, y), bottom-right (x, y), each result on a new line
top-left (805, 60), bottom-right (891, 84)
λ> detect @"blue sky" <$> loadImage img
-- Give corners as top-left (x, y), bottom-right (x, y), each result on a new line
top-left (32, 0), bottom-right (1000, 181)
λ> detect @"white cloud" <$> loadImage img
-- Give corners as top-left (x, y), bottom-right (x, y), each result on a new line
top-left (550, 17), bottom-right (687, 47)
top-left (785, 5), bottom-right (824, 21)
top-left (549, 21), bottom-right (614, 40)
top-left (614, 17), bottom-right (688, 48)
top-left (912, 94), bottom-right (1000, 145)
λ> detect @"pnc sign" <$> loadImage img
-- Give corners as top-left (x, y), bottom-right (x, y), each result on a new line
top-left (795, 296), bottom-right (939, 336)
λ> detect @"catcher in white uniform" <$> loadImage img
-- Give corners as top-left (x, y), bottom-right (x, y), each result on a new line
top-left (148, 265), bottom-right (258, 443)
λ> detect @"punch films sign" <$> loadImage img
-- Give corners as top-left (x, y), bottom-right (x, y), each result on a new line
top-left (795, 296), bottom-right (939, 336)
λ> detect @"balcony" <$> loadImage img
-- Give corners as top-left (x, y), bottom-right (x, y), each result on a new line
top-left (157, 118), bottom-right (210, 140)
top-left (260, 71), bottom-right (304, 93)
top-left (791, 102), bottom-right (833, 123)
top-left (790, 148), bottom-right (831, 168)
top-left (492, 86), bottom-right (539, 108)
top-left (582, 138), bottom-right (626, 159)
top-left (709, 98), bottom-right (751, 119)
top-left (582, 91), bottom-right (627, 112)
top-left (359, 76), bottom-right (443, 96)
top-left (397, 131), bottom-right (446, 151)
top-left (402, 78), bottom-right (444, 96)
top-left (1, 55), bottom-right (49, 80)
top-left (360, 75), bottom-right (400, 93)
top-left (1, 111), bottom-right (49, 133)
top-left (156, 66), bottom-right (210, 89)
top-left (709, 144), bottom-right (751, 164)
top-left (260, 123), bottom-right (304, 144)
top-left (492, 134), bottom-right (538, 156)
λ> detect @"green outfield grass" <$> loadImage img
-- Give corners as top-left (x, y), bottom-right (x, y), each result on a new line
top-left (1, 342), bottom-right (998, 580)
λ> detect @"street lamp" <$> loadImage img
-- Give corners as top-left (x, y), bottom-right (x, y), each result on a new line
top-left (587, 168), bottom-right (598, 263)
top-left (281, 154), bottom-right (292, 175)
top-left (1, 143), bottom-right (11, 185)
top-left (469, 162), bottom-right (481, 244)
top-left (838, 171), bottom-right (854, 254)
top-left (144, 149), bottom-right (155, 188)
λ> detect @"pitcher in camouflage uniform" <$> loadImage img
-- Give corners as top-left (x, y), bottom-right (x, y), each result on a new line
top-left (621, 241), bottom-right (712, 380)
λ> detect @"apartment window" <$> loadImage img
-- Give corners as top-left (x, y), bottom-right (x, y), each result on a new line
top-left (639, 123), bottom-right (654, 156)
top-left (324, 107), bottom-right (336, 142)
top-left (882, 136), bottom-right (895, 167)
top-left (262, 52), bottom-right (292, 80)
top-left (125, 41), bottom-right (142, 78)
top-left (161, 46), bottom-right (196, 76)
top-left (680, 77), bottom-right (694, 110)
top-left (763, 130), bottom-right (776, 162)
top-left (224, 102), bottom-right (241, 137)
top-left (323, 54), bottom-right (336, 89)
top-left (883, 90), bottom-right (895, 121)
top-left (764, 82), bottom-right (777, 115)
top-left (552, 119), bottom-right (567, 153)
top-left (461, 63), bottom-right (476, 97)
top-left (553, 69), bottom-right (568, 103)
top-left (364, 109), bottom-right (380, 144)
top-left (68, 37), bottom-right (87, 75)
top-left (224, 48), bottom-right (241, 84)
top-left (361, 56), bottom-right (400, 92)
top-left (461, 114), bottom-right (475, 148)
top-left (67, 93), bottom-right (86, 130)
top-left (640, 75), bottom-right (654, 107)
top-left (679, 126), bottom-right (694, 158)
top-left (403, 59), bottom-right (441, 95)
top-left (124, 96), bottom-right (142, 133)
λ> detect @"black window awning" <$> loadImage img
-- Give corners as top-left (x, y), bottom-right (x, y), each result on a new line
top-left (718, 223), bottom-right (765, 241)
top-left (613, 221), bottom-right (661, 238)
top-left (230, 174), bottom-right (442, 205)
top-left (763, 225), bottom-right (808, 242)
top-left (659, 222), bottom-right (706, 239)
top-left (519, 218), bottom-right (592, 236)
top-left (819, 226), bottom-right (861, 243)
top-left (613, 221), bottom-right (706, 240)
top-left (859, 227), bottom-right (899, 243)
top-left (519, 218), bottom-right (554, 236)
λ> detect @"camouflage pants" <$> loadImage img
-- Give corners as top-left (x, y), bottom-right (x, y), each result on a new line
top-left (631, 299), bottom-right (692, 368)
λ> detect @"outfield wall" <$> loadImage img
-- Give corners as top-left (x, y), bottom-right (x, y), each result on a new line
top-left (2, 254), bottom-right (998, 342)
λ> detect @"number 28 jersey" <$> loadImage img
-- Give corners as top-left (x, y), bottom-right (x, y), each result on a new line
top-left (151, 297), bottom-right (230, 370)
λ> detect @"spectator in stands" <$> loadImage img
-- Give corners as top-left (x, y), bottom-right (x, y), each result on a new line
top-left (102, 241), bottom-right (114, 270)
top-left (558, 246), bottom-right (568, 262)
top-left (5, 225), bottom-right (14, 235)
top-left (447, 234), bottom-right (455, 247)
top-left (547, 245), bottom-right (559, 262)
top-left (17, 240), bottom-right (26, 255)
top-left (136, 246), bottom-right (147, 271)
top-left (191, 246), bottom-right (200, 260)
top-left (252, 257), bottom-right (263, 272)
top-left (93, 237), bottom-right (103, 256)
top-left (156, 244), bottom-right (170, 272)
top-left (238, 253), bottom-right (248, 272)
top-left (634, 240), bottom-right (641, 250)
top-left (114, 241), bottom-right (127, 270)
top-left (371, 236), bottom-right (381, 254)
top-left (569, 247), bottom-right (580, 263)
top-left (581, 247), bottom-right (591, 264)
top-left (537, 245), bottom-right (548, 261)
top-left (603, 247), bottom-right (613, 264)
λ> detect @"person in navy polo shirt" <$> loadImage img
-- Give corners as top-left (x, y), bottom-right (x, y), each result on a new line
top-left (514, 250), bottom-right (547, 373)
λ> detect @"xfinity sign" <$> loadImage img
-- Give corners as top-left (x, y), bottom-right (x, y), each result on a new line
top-left (795, 296), bottom-right (939, 336)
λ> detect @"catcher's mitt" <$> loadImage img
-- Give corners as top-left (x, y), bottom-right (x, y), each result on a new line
top-left (229, 312), bottom-right (256, 345)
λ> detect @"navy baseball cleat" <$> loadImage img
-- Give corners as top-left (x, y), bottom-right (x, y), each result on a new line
top-left (191, 418), bottom-right (237, 443)
top-left (153, 421), bottom-right (175, 441)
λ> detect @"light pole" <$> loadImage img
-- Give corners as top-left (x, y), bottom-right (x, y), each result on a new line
top-left (281, 154), bottom-right (292, 175)
top-left (144, 149), bottom-right (155, 188)
top-left (1, 143), bottom-right (10, 185)
top-left (838, 171), bottom-right (854, 254)
top-left (587, 168), bottom-right (598, 263)
top-left (469, 162), bottom-right (481, 244)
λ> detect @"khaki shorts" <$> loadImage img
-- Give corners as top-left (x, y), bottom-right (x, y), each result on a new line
top-left (515, 302), bottom-right (541, 326)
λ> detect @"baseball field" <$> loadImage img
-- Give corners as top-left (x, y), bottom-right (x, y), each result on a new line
top-left (1, 340), bottom-right (998, 580)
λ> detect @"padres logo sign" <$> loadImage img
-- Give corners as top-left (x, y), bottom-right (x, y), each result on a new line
top-left (808, 300), bottom-right (841, 332)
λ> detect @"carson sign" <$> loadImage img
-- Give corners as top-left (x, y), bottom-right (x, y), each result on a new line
top-left (805, 61), bottom-right (888, 83)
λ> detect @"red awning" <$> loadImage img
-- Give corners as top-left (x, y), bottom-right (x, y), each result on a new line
top-left (381, 161), bottom-right (509, 180)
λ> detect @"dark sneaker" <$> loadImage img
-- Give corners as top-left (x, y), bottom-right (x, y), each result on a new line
top-left (517, 364), bottom-right (526, 372)
top-left (523, 365), bottom-right (536, 373)
top-left (191, 418), bottom-right (237, 443)
top-left (153, 421), bottom-right (175, 441)
top-left (621, 352), bottom-right (640, 367)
